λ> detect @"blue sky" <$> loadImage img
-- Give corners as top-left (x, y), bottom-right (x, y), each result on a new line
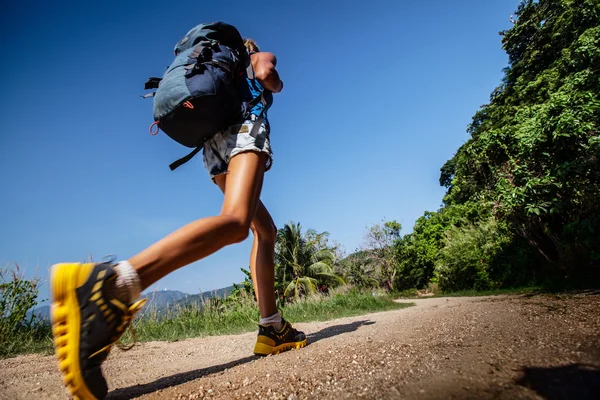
top-left (1, 0), bottom-right (518, 301)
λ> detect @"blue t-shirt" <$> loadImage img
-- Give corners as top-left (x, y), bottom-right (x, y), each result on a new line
top-left (242, 76), bottom-right (273, 120)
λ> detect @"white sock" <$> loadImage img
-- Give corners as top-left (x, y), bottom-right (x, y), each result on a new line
top-left (111, 260), bottom-right (141, 304)
top-left (260, 311), bottom-right (283, 330)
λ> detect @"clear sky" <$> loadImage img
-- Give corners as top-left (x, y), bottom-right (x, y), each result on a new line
top-left (0, 0), bottom-right (518, 302)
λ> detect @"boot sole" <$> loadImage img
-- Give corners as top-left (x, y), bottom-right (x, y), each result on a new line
top-left (51, 263), bottom-right (98, 400)
top-left (254, 339), bottom-right (307, 356)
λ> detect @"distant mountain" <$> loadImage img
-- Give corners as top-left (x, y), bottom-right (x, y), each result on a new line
top-left (175, 286), bottom-right (235, 306)
top-left (142, 289), bottom-right (188, 309)
top-left (29, 304), bottom-right (51, 321)
top-left (28, 286), bottom-right (236, 321)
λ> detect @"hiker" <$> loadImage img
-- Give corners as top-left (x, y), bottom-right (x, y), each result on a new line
top-left (49, 22), bottom-right (306, 400)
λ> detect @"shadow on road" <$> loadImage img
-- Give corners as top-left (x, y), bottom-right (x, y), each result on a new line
top-left (515, 363), bottom-right (600, 400)
top-left (307, 320), bottom-right (375, 344)
top-left (107, 320), bottom-right (375, 399)
top-left (106, 355), bottom-right (258, 400)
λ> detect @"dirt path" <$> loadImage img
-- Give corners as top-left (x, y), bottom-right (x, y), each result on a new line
top-left (1, 293), bottom-right (599, 400)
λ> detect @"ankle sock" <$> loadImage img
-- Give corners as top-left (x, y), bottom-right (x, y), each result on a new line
top-left (260, 311), bottom-right (283, 330)
top-left (106, 260), bottom-right (141, 304)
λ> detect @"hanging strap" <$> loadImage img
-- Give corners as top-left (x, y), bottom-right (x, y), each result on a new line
top-left (144, 77), bottom-right (162, 90)
top-left (248, 115), bottom-right (264, 138)
top-left (168, 94), bottom-right (267, 172)
top-left (246, 90), bottom-right (264, 110)
top-left (169, 147), bottom-right (201, 171)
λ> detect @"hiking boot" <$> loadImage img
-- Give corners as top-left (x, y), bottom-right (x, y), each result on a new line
top-left (253, 318), bottom-right (307, 356)
top-left (50, 262), bottom-right (146, 400)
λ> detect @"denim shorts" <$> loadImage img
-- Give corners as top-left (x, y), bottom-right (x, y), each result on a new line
top-left (202, 117), bottom-right (272, 181)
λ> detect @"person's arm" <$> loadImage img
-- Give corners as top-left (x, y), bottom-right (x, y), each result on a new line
top-left (250, 52), bottom-right (283, 93)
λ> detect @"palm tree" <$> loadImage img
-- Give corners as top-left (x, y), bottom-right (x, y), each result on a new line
top-left (346, 262), bottom-right (380, 289)
top-left (275, 222), bottom-right (345, 300)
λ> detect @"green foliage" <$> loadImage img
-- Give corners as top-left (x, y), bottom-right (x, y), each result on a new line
top-left (435, 218), bottom-right (512, 291)
top-left (0, 266), bottom-right (52, 358)
top-left (275, 222), bottom-right (345, 300)
top-left (128, 288), bottom-right (410, 344)
top-left (439, 0), bottom-right (600, 288)
top-left (131, 293), bottom-right (261, 342)
top-left (281, 286), bottom-right (411, 322)
top-left (362, 219), bottom-right (402, 290)
top-left (229, 267), bottom-right (255, 300)
top-left (344, 262), bottom-right (380, 289)
top-left (393, 203), bottom-right (486, 290)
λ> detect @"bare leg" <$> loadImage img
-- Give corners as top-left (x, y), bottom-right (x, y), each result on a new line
top-left (214, 175), bottom-right (278, 318)
top-left (249, 203), bottom-right (278, 318)
top-left (129, 151), bottom-right (268, 290)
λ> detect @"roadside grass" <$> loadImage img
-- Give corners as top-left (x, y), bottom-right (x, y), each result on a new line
top-left (275, 287), bottom-right (412, 323)
top-left (0, 326), bottom-right (54, 359)
top-left (0, 265), bottom-right (54, 358)
top-left (2, 287), bottom-right (412, 358)
top-left (128, 286), bottom-right (411, 344)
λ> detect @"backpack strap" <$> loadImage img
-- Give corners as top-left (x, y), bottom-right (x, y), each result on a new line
top-left (144, 77), bottom-right (162, 90)
top-left (142, 77), bottom-right (162, 98)
top-left (248, 93), bottom-right (267, 138)
top-left (169, 147), bottom-right (202, 171)
top-left (246, 63), bottom-right (255, 80)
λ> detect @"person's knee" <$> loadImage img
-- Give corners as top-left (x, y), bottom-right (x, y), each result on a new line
top-left (265, 221), bottom-right (277, 243)
top-left (222, 215), bottom-right (251, 244)
top-left (251, 219), bottom-right (277, 243)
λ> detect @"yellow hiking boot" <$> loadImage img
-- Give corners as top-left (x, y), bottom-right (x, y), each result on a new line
top-left (50, 262), bottom-right (146, 400)
top-left (253, 318), bottom-right (307, 356)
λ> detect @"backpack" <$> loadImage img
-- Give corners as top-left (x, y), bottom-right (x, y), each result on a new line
top-left (143, 22), bottom-right (265, 170)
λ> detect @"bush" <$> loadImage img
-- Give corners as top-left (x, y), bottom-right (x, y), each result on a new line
top-left (435, 218), bottom-right (510, 291)
top-left (0, 265), bottom-right (52, 358)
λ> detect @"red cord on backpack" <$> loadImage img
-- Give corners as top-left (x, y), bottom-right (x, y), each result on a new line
top-left (149, 121), bottom-right (160, 135)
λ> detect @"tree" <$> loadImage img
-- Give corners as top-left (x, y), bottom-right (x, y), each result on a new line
top-left (393, 203), bottom-right (489, 290)
top-left (363, 220), bottom-right (401, 291)
top-left (275, 222), bottom-right (344, 300)
top-left (440, 0), bottom-right (600, 287)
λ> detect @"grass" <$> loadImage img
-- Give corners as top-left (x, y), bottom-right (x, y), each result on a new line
top-left (0, 265), bottom-right (54, 358)
top-left (280, 288), bottom-right (410, 323)
top-left (1, 287), bottom-right (412, 358)
top-left (0, 326), bottom-right (54, 358)
top-left (128, 287), bottom-right (411, 344)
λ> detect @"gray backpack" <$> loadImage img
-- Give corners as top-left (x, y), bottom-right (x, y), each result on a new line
top-left (143, 22), bottom-right (264, 170)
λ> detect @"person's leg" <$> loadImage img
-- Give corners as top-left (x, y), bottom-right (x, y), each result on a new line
top-left (213, 157), bottom-right (306, 356)
top-left (129, 150), bottom-right (267, 290)
top-left (248, 202), bottom-right (278, 318)
top-left (49, 150), bottom-right (268, 400)
top-left (215, 172), bottom-right (277, 319)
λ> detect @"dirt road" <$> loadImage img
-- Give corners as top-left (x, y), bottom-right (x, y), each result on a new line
top-left (1, 293), bottom-right (599, 400)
